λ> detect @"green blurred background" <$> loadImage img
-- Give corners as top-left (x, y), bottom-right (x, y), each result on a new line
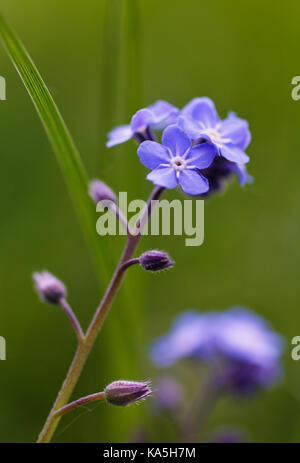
top-left (0, 0), bottom-right (299, 443)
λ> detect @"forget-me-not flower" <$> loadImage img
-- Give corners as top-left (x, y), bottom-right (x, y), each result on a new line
top-left (107, 100), bottom-right (179, 148)
top-left (150, 307), bottom-right (284, 395)
top-left (178, 97), bottom-right (251, 164)
top-left (137, 125), bottom-right (216, 195)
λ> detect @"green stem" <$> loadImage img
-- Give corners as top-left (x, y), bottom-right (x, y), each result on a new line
top-left (37, 186), bottom-right (164, 443)
top-left (182, 369), bottom-right (219, 442)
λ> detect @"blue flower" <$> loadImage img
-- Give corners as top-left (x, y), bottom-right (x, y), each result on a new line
top-left (150, 307), bottom-right (284, 395)
top-left (106, 100), bottom-right (179, 148)
top-left (137, 125), bottom-right (216, 195)
top-left (178, 97), bottom-right (251, 164)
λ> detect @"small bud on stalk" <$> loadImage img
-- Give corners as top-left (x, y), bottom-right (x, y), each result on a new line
top-left (104, 380), bottom-right (152, 407)
top-left (89, 179), bottom-right (117, 204)
top-left (139, 250), bottom-right (174, 272)
top-left (33, 271), bottom-right (66, 304)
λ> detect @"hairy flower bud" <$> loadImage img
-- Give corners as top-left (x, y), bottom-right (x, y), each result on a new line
top-left (33, 271), bottom-right (66, 304)
top-left (89, 179), bottom-right (117, 204)
top-left (104, 380), bottom-right (152, 407)
top-left (139, 250), bottom-right (174, 272)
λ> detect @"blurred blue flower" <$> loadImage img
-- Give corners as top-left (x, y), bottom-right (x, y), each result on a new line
top-left (211, 427), bottom-right (247, 443)
top-left (137, 125), bottom-right (216, 195)
top-left (150, 307), bottom-right (284, 395)
top-left (154, 376), bottom-right (184, 412)
top-left (178, 97), bottom-right (251, 165)
top-left (106, 100), bottom-right (179, 147)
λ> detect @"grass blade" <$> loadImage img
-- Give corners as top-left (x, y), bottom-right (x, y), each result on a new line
top-left (0, 13), bottom-right (108, 283)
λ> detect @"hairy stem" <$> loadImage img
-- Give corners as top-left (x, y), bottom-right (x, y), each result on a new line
top-left (54, 392), bottom-right (105, 418)
top-left (37, 186), bottom-right (164, 443)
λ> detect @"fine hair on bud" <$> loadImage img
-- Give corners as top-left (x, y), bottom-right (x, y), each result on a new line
top-left (33, 271), bottom-right (66, 304)
top-left (139, 250), bottom-right (174, 272)
top-left (89, 179), bottom-right (117, 204)
top-left (104, 380), bottom-right (152, 407)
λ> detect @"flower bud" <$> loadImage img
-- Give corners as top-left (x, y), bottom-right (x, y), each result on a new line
top-left (89, 179), bottom-right (117, 204)
top-left (33, 271), bottom-right (66, 304)
top-left (139, 250), bottom-right (174, 272)
top-left (104, 380), bottom-right (152, 407)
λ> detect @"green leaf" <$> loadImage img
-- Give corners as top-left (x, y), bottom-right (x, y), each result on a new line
top-left (0, 13), bottom-right (108, 283)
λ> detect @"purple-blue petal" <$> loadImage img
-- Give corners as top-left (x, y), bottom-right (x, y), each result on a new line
top-left (147, 166), bottom-right (178, 189)
top-left (177, 115), bottom-right (203, 140)
top-left (137, 141), bottom-right (171, 169)
top-left (148, 100), bottom-right (179, 129)
top-left (150, 311), bottom-right (215, 367)
top-left (220, 144), bottom-right (250, 164)
top-left (234, 164), bottom-right (253, 186)
top-left (181, 97), bottom-right (220, 128)
top-left (161, 125), bottom-right (191, 157)
top-left (106, 125), bottom-right (133, 148)
top-left (219, 112), bottom-right (251, 150)
top-left (186, 142), bottom-right (217, 169)
top-left (131, 109), bottom-right (155, 133)
top-left (214, 308), bottom-right (284, 364)
top-left (179, 169), bottom-right (209, 195)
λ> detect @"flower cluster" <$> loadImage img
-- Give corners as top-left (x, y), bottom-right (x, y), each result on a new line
top-left (31, 76), bottom-right (279, 441)
top-left (107, 97), bottom-right (252, 196)
top-left (150, 307), bottom-right (284, 395)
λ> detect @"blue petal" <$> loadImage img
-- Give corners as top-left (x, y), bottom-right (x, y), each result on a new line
top-left (186, 142), bottom-right (217, 169)
top-left (220, 112), bottom-right (251, 150)
top-left (177, 115), bottom-right (203, 140)
top-left (131, 109), bottom-right (155, 133)
top-left (147, 166), bottom-right (178, 189)
top-left (179, 169), bottom-right (209, 195)
top-left (149, 100), bottom-right (179, 130)
top-left (214, 307), bottom-right (285, 365)
top-left (106, 125), bottom-right (133, 148)
top-left (234, 164), bottom-right (253, 186)
top-left (137, 141), bottom-right (170, 169)
top-left (181, 97), bottom-right (219, 128)
top-left (162, 125), bottom-right (191, 157)
top-left (150, 311), bottom-right (215, 367)
top-left (220, 144), bottom-right (250, 164)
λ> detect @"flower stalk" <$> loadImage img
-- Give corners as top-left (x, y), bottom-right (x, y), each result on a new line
top-left (54, 392), bottom-right (106, 418)
top-left (37, 186), bottom-right (164, 443)
top-left (59, 298), bottom-right (84, 342)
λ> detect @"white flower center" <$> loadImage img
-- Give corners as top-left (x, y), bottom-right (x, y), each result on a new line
top-left (200, 125), bottom-right (231, 147)
top-left (170, 156), bottom-right (187, 171)
top-left (204, 128), bottom-right (223, 147)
